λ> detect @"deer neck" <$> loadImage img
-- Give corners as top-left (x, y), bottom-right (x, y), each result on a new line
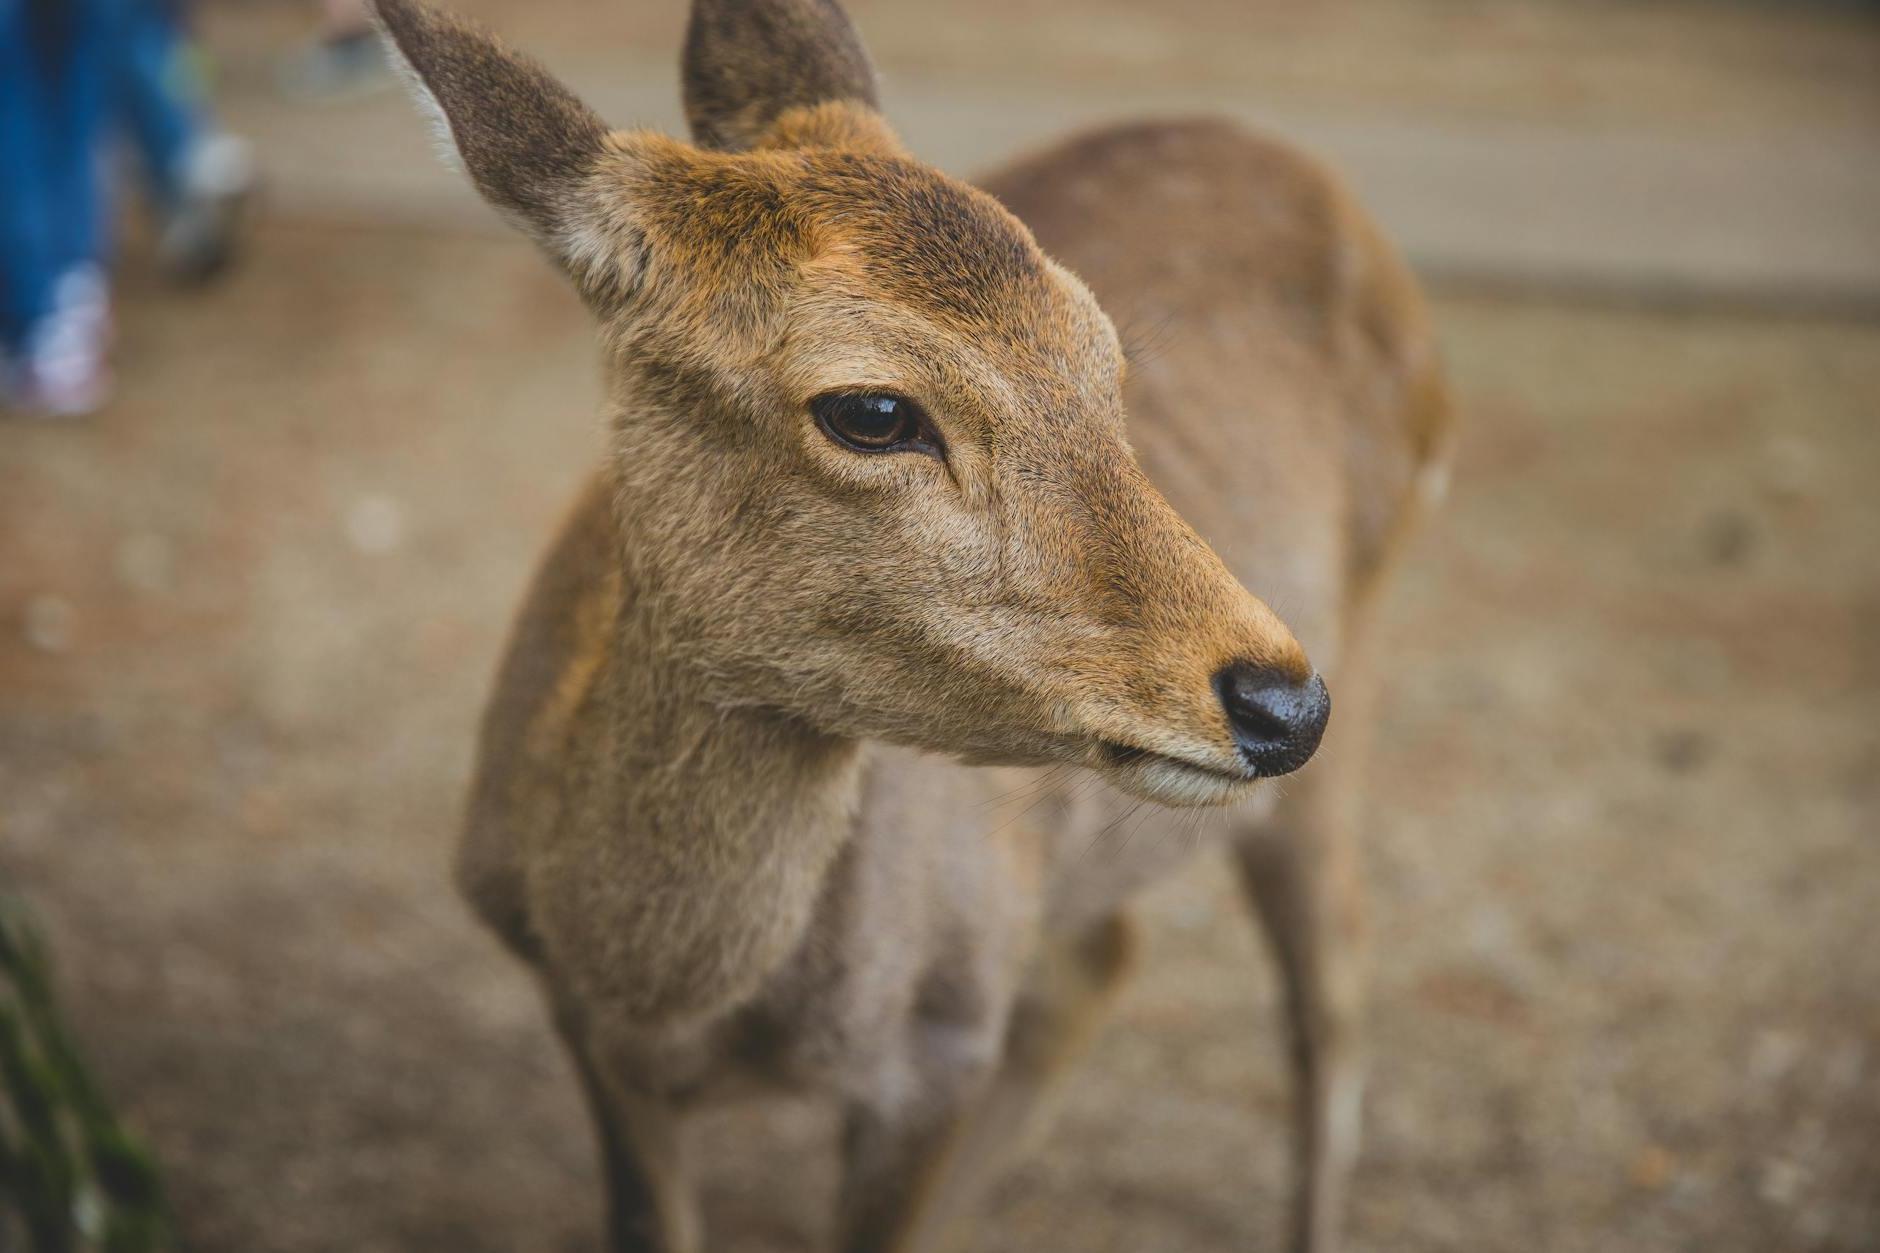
top-left (579, 539), bottom-right (864, 1023)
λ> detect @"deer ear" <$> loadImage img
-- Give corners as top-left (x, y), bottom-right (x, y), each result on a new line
top-left (373, 0), bottom-right (629, 292)
top-left (682, 0), bottom-right (894, 154)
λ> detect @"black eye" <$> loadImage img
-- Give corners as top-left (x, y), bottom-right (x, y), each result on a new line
top-left (810, 392), bottom-right (937, 456)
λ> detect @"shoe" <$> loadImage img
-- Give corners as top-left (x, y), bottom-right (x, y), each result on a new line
top-left (277, 29), bottom-right (395, 103)
top-left (156, 133), bottom-right (257, 285)
top-left (6, 267), bottom-right (112, 419)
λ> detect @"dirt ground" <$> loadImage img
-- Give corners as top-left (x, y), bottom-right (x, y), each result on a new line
top-left (5, 1), bottom-right (1880, 1251)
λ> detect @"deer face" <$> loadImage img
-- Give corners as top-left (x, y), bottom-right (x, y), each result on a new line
top-left (378, 0), bottom-right (1328, 806)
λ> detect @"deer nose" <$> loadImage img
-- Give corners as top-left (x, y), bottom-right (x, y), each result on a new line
top-left (1214, 663), bottom-right (1331, 777)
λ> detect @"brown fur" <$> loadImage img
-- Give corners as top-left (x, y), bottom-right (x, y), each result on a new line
top-left (684, 0), bottom-right (881, 152)
top-left (373, 1), bottom-right (1452, 1250)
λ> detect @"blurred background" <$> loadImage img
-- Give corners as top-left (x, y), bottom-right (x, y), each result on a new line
top-left (2, 0), bottom-right (1877, 1249)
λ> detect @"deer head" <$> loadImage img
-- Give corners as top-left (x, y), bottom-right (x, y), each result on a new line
top-left (377, 0), bottom-right (1329, 807)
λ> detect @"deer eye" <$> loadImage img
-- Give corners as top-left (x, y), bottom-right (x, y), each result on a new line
top-left (811, 392), bottom-right (938, 456)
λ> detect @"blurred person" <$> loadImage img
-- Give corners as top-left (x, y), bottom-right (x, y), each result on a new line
top-left (1, 0), bottom-right (115, 416)
top-left (277, 0), bottom-right (392, 101)
top-left (113, 0), bottom-right (254, 283)
top-left (0, 0), bottom-right (250, 418)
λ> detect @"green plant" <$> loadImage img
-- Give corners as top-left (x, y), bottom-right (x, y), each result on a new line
top-left (0, 897), bottom-right (169, 1253)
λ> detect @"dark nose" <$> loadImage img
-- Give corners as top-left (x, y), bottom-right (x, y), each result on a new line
top-left (1214, 663), bottom-right (1331, 777)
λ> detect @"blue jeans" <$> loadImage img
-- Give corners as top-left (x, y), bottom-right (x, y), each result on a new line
top-left (0, 0), bottom-right (109, 349)
top-left (0, 0), bottom-right (203, 352)
top-left (113, 0), bottom-right (205, 209)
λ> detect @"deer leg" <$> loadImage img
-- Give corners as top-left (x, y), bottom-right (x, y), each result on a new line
top-left (1231, 631), bottom-right (1377, 1253)
top-left (838, 1096), bottom-right (970, 1253)
top-left (559, 1025), bottom-right (699, 1253)
top-left (1234, 817), bottom-right (1366, 1253)
top-left (838, 912), bottom-right (1138, 1253)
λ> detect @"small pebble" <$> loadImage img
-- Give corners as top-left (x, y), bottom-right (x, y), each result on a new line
top-left (22, 594), bottom-right (75, 653)
top-left (345, 494), bottom-right (407, 554)
top-left (1630, 1143), bottom-right (1676, 1191)
top-left (1761, 436), bottom-right (1817, 502)
top-left (1749, 1029), bottom-right (1802, 1082)
top-left (1699, 509), bottom-right (1756, 567)
top-left (1653, 728), bottom-right (1714, 775)
top-left (1758, 1157), bottom-right (1805, 1207)
top-left (1168, 899), bottom-right (1216, 932)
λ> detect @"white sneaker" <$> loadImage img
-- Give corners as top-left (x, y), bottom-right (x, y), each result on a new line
top-left (156, 133), bottom-right (257, 284)
top-left (7, 267), bottom-right (113, 419)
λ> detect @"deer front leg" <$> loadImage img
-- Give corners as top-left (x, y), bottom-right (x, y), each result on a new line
top-left (838, 914), bottom-right (1138, 1253)
top-left (1234, 816), bottom-right (1367, 1253)
top-left (1231, 630), bottom-right (1377, 1253)
top-left (558, 1021), bottom-right (700, 1253)
top-left (838, 1097), bottom-right (973, 1253)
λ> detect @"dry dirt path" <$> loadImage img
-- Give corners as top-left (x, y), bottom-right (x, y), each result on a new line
top-left (2, 216), bottom-right (1876, 1251)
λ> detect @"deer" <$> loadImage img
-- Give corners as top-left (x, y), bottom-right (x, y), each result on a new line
top-left (372, 0), bottom-right (1452, 1249)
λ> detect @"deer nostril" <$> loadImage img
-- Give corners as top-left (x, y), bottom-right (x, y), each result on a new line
top-left (1214, 663), bottom-right (1331, 778)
